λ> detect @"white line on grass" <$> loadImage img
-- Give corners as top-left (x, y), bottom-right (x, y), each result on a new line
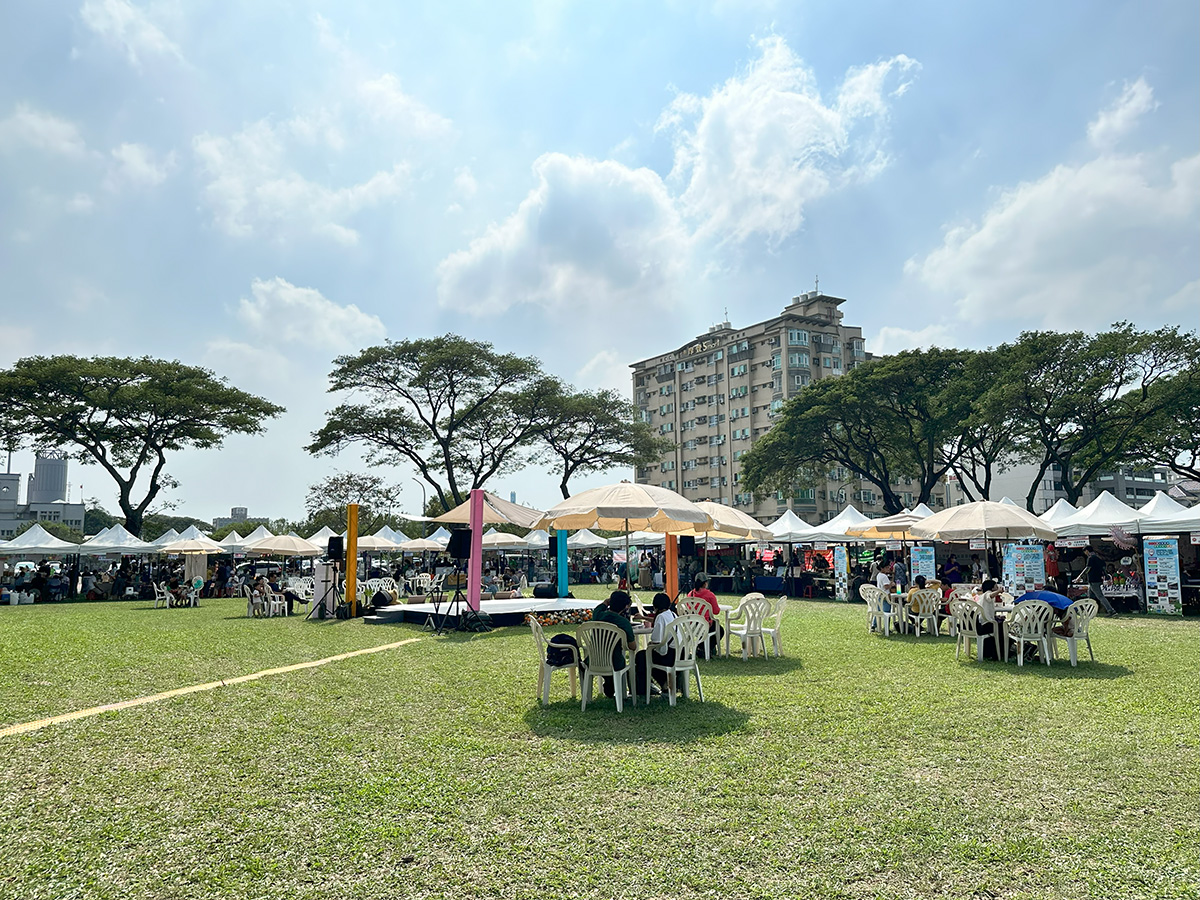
top-left (0, 637), bottom-right (422, 739)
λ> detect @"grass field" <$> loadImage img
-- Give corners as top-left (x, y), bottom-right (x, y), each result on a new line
top-left (1, 591), bottom-right (1196, 900)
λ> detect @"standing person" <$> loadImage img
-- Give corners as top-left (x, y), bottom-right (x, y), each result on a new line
top-left (1080, 547), bottom-right (1118, 617)
top-left (892, 556), bottom-right (908, 593)
top-left (943, 555), bottom-right (963, 585)
top-left (1044, 543), bottom-right (1064, 594)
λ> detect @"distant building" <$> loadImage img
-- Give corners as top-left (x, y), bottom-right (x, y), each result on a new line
top-left (0, 453), bottom-right (85, 538)
top-left (630, 290), bottom-right (962, 523)
top-left (950, 462), bottom-right (1176, 512)
top-left (212, 506), bottom-right (271, 530)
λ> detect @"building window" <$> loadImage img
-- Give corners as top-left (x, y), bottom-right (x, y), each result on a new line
top-left (788, 352), bottom-right (809, 368)
top-left (660, 423), bottom-right (673, 434)
top-left (788, 329), bottom-right (809, 346)
top-left (794, 374), bottom-right (810, 387)
top-left (831, 357), bottom-right (841, 371)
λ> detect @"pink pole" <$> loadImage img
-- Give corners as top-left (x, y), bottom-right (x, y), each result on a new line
top-left (467, 489), bottom-right (484, 611)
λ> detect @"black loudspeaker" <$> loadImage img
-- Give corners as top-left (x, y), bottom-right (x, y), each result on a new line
top-left (327, 536), bottom-right (344, 561)
top-left (679, 535), bottom-right (696, 557)
top-left (533, 583), bottom-right (558, 599)
top-left (548, 536), bottom-right (558, 559)
top-left (448, 530), bottom-right (472, 560)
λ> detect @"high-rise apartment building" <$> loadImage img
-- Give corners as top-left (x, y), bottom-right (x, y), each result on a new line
top-left (630, 290), bottom-right (957, 524)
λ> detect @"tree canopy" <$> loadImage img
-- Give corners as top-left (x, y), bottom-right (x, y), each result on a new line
top-left (0, 356), bottom-right (284, 536)
top-left (309, 335), bottom-right (660, 506)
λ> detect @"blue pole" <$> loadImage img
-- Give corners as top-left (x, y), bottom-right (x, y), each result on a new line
top-left (556, 530), bottom-right (568, 597)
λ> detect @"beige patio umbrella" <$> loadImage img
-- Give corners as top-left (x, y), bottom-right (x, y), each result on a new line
top-left (910, 501), bottom-right (1057, 542)
top-left (398, 537), bottom-right (445, 552)
top-left (159, 536), bottom-right (225, 554)
top-left (670, 501), bottom-right (773, 574)
top-left (245, 534), bottom-right (322, 556)
top-left (845, 510), bottom-right (929, 541)
top-left (482, 528), bottom-right (528, 549)
top-left (536, 481), bottom-right (713, 587)
top-left (351, 534), bottom-right (401, 552)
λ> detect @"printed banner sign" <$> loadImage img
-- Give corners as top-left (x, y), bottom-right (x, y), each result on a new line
top-left (1191, 533), bottom-right (1200, 546)
top-left (885, 540), bottom-right (902, 551)
top-left (1003, 544), bottom-right (1045, 594)
top-left (813, 542), bottom-right (828, 551)
top-left (1055, 538), bottom-right (1090, 548)
top-left (832, 545), bottom-right (849, 602)
top-left (910, 546), bottom-right (936, 583)
top-left (611, 550), bottom-right (627, 564)
top-left (1143, 538), bottom-right (1182, 616)
top-left (968, 538), bottom-right (987, 550)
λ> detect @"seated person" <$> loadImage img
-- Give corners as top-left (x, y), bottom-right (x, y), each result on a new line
top-left (591, 590), bottom-right (640, 698)
top-left (687, 573), bottom-right (722, 654)
top-left (968, 579), bottom-right (1005, 660)
top-left (638, 592), bottom-right (677, 694)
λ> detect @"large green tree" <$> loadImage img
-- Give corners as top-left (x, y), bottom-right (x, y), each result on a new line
top-left (538, 384), bottom-right (674, 498)
top-left (1108, 373), bottom-right (1200, 482)
top-left (301, 471), bottom-right (409, 535)
top-left (308, 336), bottom-right (559, 509)
top-left (990, 323), bottom-right (1200, 508)
top-left (0, 356), bottom-right (284, 536)
top-left (741, 348), bottom-right (974, 513)
top-left (945, 348), bottom-right (1020, 501)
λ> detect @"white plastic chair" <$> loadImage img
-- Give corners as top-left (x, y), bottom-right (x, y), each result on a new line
top-left (727, 593), bottom-right (770, 659)
top-left (761, 596), bottom-right (788, 657)
top-left (152, 582), bottom-right (171, 609)
top-left (645, 614), bottom-right (708, 706)
top-left (678, 597), bottom-right (715, 659)
top-left (1053, 599), bottom-right (1098, 666)
top-left (411, 574), bottom-right (432, 596)
top-left (949, 599), bottom-right (986, 662)
top-left (1006, 600), bottom-right (1055, 667)
top-left (576, 621), bottom-right (635, 712)
top-left (947, 584), bottom-right (978, 601)
top-left (528, 617), bottom-right (578, 706)
top-left (262, 587), bottom-right (287, 618)
top-left (906, 589), bottom-right (943, 637)
top-left (243, 584), bottom-right (263, 618)
top-left (861, 584), bottom-right (901, 636)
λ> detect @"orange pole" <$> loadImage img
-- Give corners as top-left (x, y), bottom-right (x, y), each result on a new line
top-left (665, 534), bottom-right (679, 599)
top-left (346, 503), bottom-right (359, 616)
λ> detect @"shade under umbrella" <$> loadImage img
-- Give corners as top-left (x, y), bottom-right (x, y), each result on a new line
top-left (910, 501), bottom-right (1057, 541)
top-left (245, 534), bottom-right (321, 556)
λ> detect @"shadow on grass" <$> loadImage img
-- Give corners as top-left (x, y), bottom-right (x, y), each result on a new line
top-left (700, 655), bottom-right (804, 676)
top-left (523, 696), bottom-right (750, 743)
top-left (998, 660), bottom-right (1134, 680)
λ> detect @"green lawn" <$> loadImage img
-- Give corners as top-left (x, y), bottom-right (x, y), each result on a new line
top-left (0, 592), bottom-right (1196, 900)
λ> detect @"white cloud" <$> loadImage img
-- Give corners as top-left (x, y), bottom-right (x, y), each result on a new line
top-left (357, 74), bottom-right (454, 140)
top-left (193, 121), bottom-right (409, 244)
top-left (0, 104), bottom-right (89, 158)
top-left (453, 166), bottom-right (477, 199)
top-left (436, 153), bottom-right (688, 315)
top-left (867, 323), bottom-right (956, 356)
top-left (575, 349), bottom-right (632, 395)
top-left (658, 36), bottom-right (918, 244)
top-left (106, 142), bottom-right (174, 189)
top-left (1088, 77), bottom-right (1156, 149)
top-left (907, 80), bottom-right (1199, 330)
top-left (66, 193), bottom-right (95, 214)
top-left (79, 0), bottom-right (182, 68)
top-left (234, 277), bottom-right (386, 353)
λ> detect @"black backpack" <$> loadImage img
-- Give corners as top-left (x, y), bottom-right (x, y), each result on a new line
top-left (546, 633), bottom-right (578, 666)
top-left (460, 608), bottom-right (493, 632)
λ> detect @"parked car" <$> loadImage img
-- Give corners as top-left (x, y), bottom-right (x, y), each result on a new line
top-left (236, 561), bottom-right (283, 580)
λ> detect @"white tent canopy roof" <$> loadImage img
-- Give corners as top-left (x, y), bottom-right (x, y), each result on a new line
top-left (242, 524), bottom-right (275, 543)
top-left (307, 525), bottom-right (338, 544)
top-left (1054, 490), bottom-right (1145, 537)
top-left (426, 526), bottom-right (452, 547)
top-left (178, 525), bottom-right (209, 540)
top-left (523, 529), bottom-right (551, 550)
top-left (1138, 491), bottom-right (1188, 519)
top-left (78, 524), bottom-right (156, 555)
top-left (1038, 498), bottom-right (1077, 527)
top-left (910, 502), bottom-right (936, 517)
top-left (218, 530), bottom-right (245, 550)
top-left (566, 528), bottom-right (610, 550)
top-left (149, 528), bottom-right (181, 547)
top-left (997, 496), bottom-right (1020, 507)
top-left (84, 525), bottom-right (113, 543)
top-left (160, 536), bottom-right (224, 554)
top-left (1, 523), bottom-right (82, 555)
top-left (767, 510), bottom-right (817, 542)
top-left (803, 506), bottom-right (873, 543)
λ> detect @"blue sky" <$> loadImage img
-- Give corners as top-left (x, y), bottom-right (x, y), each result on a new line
top-left (1, 1), bottom-right (1197, 526)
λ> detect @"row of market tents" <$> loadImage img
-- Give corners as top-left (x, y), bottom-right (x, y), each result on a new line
top-left (2, 486), bottom-right (1195, 559)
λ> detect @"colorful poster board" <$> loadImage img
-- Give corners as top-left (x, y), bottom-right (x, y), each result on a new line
top-left (910, 546), bottom-right (936, 583)
top-left (1003, 544), bottom-right (1045, 594)
top-left (1143, 538), bottom-right (1182, 616)
top-left (833, 545), bottom-right (849, 602)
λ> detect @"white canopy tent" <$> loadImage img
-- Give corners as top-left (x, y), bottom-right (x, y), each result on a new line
top-left (997, 496), bottom-right (1020, 506)
top-left (178, 525), bottom-right (210, 541)
top-left (1137, 496), bottom-right (1200, 533)
top-left (242, 524), bottom-right (275, 544)
top-left (1138, 491), bottom-right (1188, 520)
top-left (1038, 499), bottom-right (1077, 529)
top-left (911, 502), bottom-right (936, 517)
top-left (78, 524), bottom-right (156, 555)
top-left (307, 525), bottom-right (338, 545)
top-left (566, 528), bottom-right (610, 550)
top-left (523, 529), bottom-right (551, 550)
top-left (426, 526), bottom-right (452, 547)
top-left (149, 528), bottom-right (181, 547)
top-left (1054, 491), bottom-right (1145, 537)
top-left (83, 525), bottom-right (113, 543)
top-left (767, 510), bottom-right (817, 543)
top-left (218, 530), bottom-right (245, 552)
top-left (481, 528), bottom-right (527, 549)
top-left (803, 506), bottom-right (873, 543)
top-left (0, 523), bottom-right (82, 555)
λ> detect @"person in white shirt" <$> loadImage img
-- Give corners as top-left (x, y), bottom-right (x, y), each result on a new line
top-left (640, 592), bottom-right (677, 694)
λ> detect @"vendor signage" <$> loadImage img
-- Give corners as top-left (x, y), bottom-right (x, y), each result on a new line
top-left (910, 546), bottom-right (936, 583)
top-left (1054, 538), bottom-right (1089, 548)
top-left (813, 542), bottom-right (828, 551)
top-left (1143, 538), bottom-right (1182, 616)
top-left (1191, 533), bottom-right (1200, 546)
top-left (1003, 544), bottom-right (1045, 594)
top-left (885, 540), bottom-right (902, 551)
top-left (832, 545), bottom-right (849, 602)
top-left (968, 538), bottom-right (986, 550)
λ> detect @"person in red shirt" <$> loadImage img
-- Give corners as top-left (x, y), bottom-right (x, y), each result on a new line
top-left (688, 573), bottom-right (722, 654)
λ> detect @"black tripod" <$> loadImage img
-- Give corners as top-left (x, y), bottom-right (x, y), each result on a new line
top-left (424, 559), bottom-right (470, 635)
